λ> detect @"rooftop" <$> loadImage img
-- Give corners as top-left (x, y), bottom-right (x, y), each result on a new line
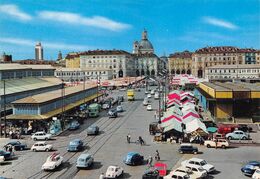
top-left (207, 64), bottom-right (260, 69)
top-left (0, 77), bottom-right (62, 96)
top-left (12, 83), bottom-right (97, 104)
top-left (195, 46), bottom-right (240, 54)
top-left (200, 82), bottom-right (260, 92)
top-left (169, 51), bottom-right (193, 58)
top-left (0, 63), bottom-right (55, 71)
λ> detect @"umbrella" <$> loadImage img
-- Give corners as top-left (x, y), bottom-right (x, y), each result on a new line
top-left (207, 127), bottom-right (218, 133)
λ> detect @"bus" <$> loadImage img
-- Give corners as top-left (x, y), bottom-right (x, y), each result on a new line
top-left (88, 103), bottom-right (101, 118)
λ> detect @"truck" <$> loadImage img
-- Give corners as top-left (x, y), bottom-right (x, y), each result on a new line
top-left (88, 103), bottom-right (101, 117)
top-left (127, 89), bottom-right (135, 101)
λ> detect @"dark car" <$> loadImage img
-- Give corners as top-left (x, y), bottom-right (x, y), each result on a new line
top-left (5, 141), bottom-right (27, 151)
top-left (87, 125), bottom-right (99, 135)
top-left (123, 152), bottom-right (144, 166)
top-left (142, 168), bottom-right (160, 179)
top-left (241, 161), bottom-right (260, 176)
top-left (0, 150), bottom-right (12, 160)
top-left (178, 143), bottom-right (198, 154)
top-left (68, 121), bottom-right (80, 130)
top-left (117, 95), bottom-right (124, 102)
top-left (238, 124), bottom-right (253, 133)
top-left (108, 109), bottom-right (118, 118)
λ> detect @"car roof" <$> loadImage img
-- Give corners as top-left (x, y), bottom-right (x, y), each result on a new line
top-left (189, 158), bottom-right (204, 162)
top-left (181, 143), bottom-right (192, 146)
top-left (78, 153), bottom-right (91, 159)
top-left (248, 161), bottom-right (260, 165)
top-left (172, 171), bottom-right (188, 176)
top-left (127, 152), bottom-right (139, 156)
top-left (233, 130), bottom-right (244, 133)
top-left (71, 139), bottom-right (82, 142)
top-left (154, 162), bottom-right (167, 167)
top-left (186, 163), bottom-right (203, 168)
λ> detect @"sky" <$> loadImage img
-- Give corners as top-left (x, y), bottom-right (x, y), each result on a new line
top-left (0, 0), bottom-right (259, 60)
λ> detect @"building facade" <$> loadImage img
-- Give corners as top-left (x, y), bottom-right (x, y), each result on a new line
top-left (55, 68), bottom-right (113, 82)
top-left (35, 42), bottom-right (44, 61)
top-left (0, 52), bottom-right (12, 63)
top-left (80, 50), bottom-right (135, 78)
top-left (65, 53), bottom-right (80, 68)
top-left (256, 50), bottom-right (260, 65)
top-left (205, 64), bottom-right (260, 81)
top-left (168, 51), bottom-right (192, 75)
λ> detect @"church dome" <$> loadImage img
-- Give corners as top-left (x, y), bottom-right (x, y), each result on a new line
top-left (139, 39), bottom-right (154, 50)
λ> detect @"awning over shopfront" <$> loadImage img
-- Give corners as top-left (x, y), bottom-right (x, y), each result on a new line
top-left (185, 118), bottom-right (208, 134)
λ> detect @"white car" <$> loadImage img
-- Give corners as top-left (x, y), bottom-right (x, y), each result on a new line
top-left (31, 131), bottom-right (52, 141)
top-left (252, 168), bottom-right (260, 179)
top-left (204, 139), bottom-right (229, 149)
top-left (184, 164), bottom-right (207, 178)
top-left (42, 153), bottom-right (63, 171)
top-left (102, 103), bottom-right (110, 109)
top-left (31, 141), bottom-right (53, 152)
top-left (145, 91), bottom-right (149, 94)
top-left (143, 98), bottom-right (149, 106)
top-left (147, 104), bottom-right (152, 111)
top-left (154, 92), bottom-right (159, 99)
top-left (164, 171), bottom-right (190, 179)
top-left (181, 158), bottom-right (215, 173)
top-left (168, 166), bottom-right (201, 179)
top-left (0, 156), bottom-right (4, 164)
top-left (151, 90), bottom-right (155, 95)
top-left (105, 165), bottom-right (124, 178)
top-left (147, 94), bottom-right (152, 98)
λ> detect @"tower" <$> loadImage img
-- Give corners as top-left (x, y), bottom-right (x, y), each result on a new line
top-left (142, 29), bottom-right (148, 40)
top-left (133, 41), bottom-right (139, 54)
top-left (35, 42), bottom-right (43, 61)
top-left (57, 51), bottom-right (62, 61)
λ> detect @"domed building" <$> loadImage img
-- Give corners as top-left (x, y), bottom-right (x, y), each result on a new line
top-left (133, 30), bottom-right (162, 77)
top-left (133, 29), bottom-right (154, 54)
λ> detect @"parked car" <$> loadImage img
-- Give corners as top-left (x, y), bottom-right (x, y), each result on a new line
top-left (181, 158), bottom-right (215, 173)
top-left (87, 125), bottom-right (99, 135)
top-left (145, 91), bottom-right (149, 94)
top-left (123, 152), bottom-right (144, 166)
top-left (217, 124), bottom-right (238, 135)
top-left (151, 90), bottom-right (155, 95)
top-left (31, 131), bottom-right (52, 141)
top-left (241, 161), bottom-right (260, 176)
top-left (117, 95), bottom-right (124, 102)
top-left (149, 122), bottom-right (162, 135)
top-left (116, 105), bottom-right (124, 112)
top-left (226, 130), bottom-right (250, 140)
top-left (204, 139), bottom-right (229, 149)
top-left (31, 141), bottom-right (53, 152)
top-left (76, 153), bottom-right (94, 169)
top-left (147, 94), bottom-right (152, 98)
top-left (154, 162), bottom-right (167, 177)
top-left (238, 124), bottom-right (253, 133)
top-left (147, 104), bottom-right (152, 111)
top-left (0, 156), bottom-right (4, 164)
top-left (164, 171), bottom-right (191, 179)
top-left (68, 120), bottom-right (80, 130)
top-left (108, 109), bottom-right (118, 118)
top-left (168, 166), bottom-right (200, 179)
top-left (252, 168), bottom-right (260, 179)
top-left (0, 150), bottom-right (12, 160)
top-left (105, 165), bottom-right (124, 178)
top-left (184, 164), bottom-right (207, 178)
top-left (67, 139), bottom-right (83, 152)
top-left (178, 143), bottom-right (198, 154)
top-left (142, 168), bottom-right (160, 179)
top-left (42, 153), bottom-right (63, 171)
top-left (5, 141), bottom-right (27, 151)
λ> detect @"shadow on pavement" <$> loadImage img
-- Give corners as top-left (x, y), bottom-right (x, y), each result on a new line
top-left (119, 172), bottom-right (131, 178)
top-left (0, 161), bottom-right (12, 166)
top-left (211, 170), bottom-right (221, 175)
top-left (91, 161), bottom-right (103, 170)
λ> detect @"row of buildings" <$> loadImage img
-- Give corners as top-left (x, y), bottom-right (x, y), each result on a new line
top-left (169, 47), bottom-right (260, 80)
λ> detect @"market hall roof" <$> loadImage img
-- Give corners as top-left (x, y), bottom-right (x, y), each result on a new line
top-left (12, 83), bottom-right (97, 104)
top-left (0, 63), bottom-right (55, 71)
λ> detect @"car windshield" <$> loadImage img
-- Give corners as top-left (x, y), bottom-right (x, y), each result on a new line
top-left (70, 141), bottom-right (79, 145)
top-left (198, 167), bottom-right (205, 172)
top-left (200, 160), bottom-right (207, 166)
top-left (108, 167), bottom-right (115, 171)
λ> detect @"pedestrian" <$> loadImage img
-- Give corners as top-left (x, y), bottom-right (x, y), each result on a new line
top-left (155, 150), bottom-right (160, 161)
top-left (8, 145), bottom-right (13, 154)
top-left (99, 173), bottom-right (105, 179)
top-left (139, 136), bottom-right (144, 145)
top-left (4, 145), bottom-right (8, 151)
top-left (127, 134), bottom-right (131, 144)
top-left (147, 156), bottom-right (153, 167)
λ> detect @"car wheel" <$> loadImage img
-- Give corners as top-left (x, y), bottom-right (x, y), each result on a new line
top-left (206, 144), bottom-right (211, 148)
top-left (242, 136), bottom-right (247, 140)
top-left (227, 136), bottom-right (232, 140)
top-left (221, 145), bottom-right (226, 149)
top-left (194, 151), bottom-right (197, 154)
top-left (179, 151), bottom-right (183, 154)
top-left (33, 138), bottom-right (37, 141)
top-left (45, 148), bottom-right (49, 152)
top-left (33, 148), bottom-right (36, 152)
top-left (45, 138), bottom-right (48, 141)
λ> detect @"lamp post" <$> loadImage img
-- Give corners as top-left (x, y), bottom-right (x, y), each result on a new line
top-left (61, 79), bottom-right (65, 130)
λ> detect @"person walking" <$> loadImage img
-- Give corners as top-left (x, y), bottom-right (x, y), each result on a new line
top-left (99, 173), bottom-right (105, 179)
top-left (147, 156), bottom-right (153, 167)
top-left (155, 150), bottom-right (160, 161)
top-left (8, 145), bottom-right (13, 155)
top-left (127, 134), bottom-right (131, 144)
top-left (139, 136), bottom-right (144, 145)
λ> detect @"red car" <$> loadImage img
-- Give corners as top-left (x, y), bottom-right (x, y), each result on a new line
top-left (217, 124), bottom-right (238, 135)
top-left (154, 162), bottom-right (167, 177)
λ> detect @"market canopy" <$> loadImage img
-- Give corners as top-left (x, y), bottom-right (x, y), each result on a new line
top-left (185, 118), bottom-right (208, 134)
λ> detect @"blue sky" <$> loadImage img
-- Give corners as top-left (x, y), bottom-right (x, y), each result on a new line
top-left (0, 0), bottom-right (259, 60)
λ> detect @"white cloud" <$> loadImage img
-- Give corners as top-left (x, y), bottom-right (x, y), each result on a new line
top-left (38, 11), bottom-right (131, 31)
top-left (0, 37), bottom-right (92, 50)
top-left (203, 16), bottom-right (238, 30)
top-left (0, 4), bottom-right (32, 21)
